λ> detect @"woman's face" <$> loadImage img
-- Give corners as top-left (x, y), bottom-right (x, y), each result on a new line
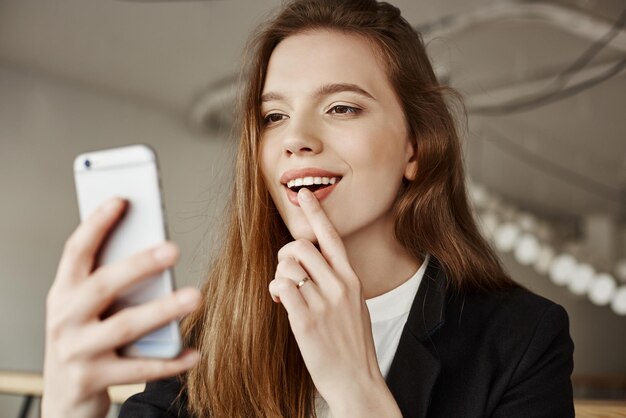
top-left (259, 30), bottom-right (417, 242)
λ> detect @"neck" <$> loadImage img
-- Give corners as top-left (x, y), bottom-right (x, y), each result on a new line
top-left (342, 212), bottom-right (421, 299)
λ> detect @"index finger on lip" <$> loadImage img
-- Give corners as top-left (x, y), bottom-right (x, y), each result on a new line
top-left (297, 188), bottom-right (349, 271)
top-left (56, 197), bottom-right (127, 285)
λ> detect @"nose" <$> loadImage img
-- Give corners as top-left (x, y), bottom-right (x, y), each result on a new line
top-left (282, 116), bottom-right (323, 157)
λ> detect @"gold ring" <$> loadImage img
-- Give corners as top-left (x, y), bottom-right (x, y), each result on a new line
top-left (296, 277), bottom-right (310, 289)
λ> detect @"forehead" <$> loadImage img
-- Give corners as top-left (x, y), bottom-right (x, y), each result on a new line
top-left (262, 29), bottom-right (391, 97)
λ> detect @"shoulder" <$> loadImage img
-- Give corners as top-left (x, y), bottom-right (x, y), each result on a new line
top-left (494, 286), bottom-right (565, 320)
top-left (476, 286), bottom-right (574, 373)
top-left (437, 286), bottom-right (574, 416)
top-left (444, 285), bottom-right (572, 359)
top-left (119, 377), bottom-right (190, 418)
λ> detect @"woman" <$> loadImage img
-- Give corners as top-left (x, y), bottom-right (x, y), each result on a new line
top-left (43, 0), bottom-right (574, 417)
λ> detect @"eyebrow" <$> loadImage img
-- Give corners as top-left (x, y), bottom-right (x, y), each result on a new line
top-left (260, 83), bottom-right (376, 103)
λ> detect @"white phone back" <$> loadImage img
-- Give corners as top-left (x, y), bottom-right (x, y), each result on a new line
top-left (74, 144), bottom-right (182, 358)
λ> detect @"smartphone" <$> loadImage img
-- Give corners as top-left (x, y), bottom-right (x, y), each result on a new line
top-left (73, 144), bottom-right (182, 358)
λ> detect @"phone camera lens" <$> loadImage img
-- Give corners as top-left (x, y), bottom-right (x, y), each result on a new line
top-left (84, 159), bottom-right (91, 169)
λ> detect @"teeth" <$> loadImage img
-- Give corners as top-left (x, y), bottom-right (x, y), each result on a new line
top-left (286, 176), bottom-right (340, 189)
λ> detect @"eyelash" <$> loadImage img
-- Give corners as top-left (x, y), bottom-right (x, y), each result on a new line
top-left (328, 105), bottom-right (361, 115)
top-left (263, 113), bottom-right (286, 125)
top-left (262, 105), bottom-right (362, 126)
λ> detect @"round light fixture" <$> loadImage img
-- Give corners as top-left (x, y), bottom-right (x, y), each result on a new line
top-left (549, 254), bottom-right (577, 286)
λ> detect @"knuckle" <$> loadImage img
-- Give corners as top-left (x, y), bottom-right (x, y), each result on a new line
top-left (276, 257), bottom-right (298, 277)
top-left (46, 305), bottom-right (74, 342)
top-left (330, 283), bottom-right (349, 304)
top-left (69, 364), bottom-right (94, 393)
top-left (323, 225), bottom-right (340, 242)
top-left (277, 245), bottom-right (289, 260)
top-left (134, 249), bottom-right (162, 275)
top-left (345, 273), bottom-right (362, 290)
top-left (111, 316), bottom-right (136, 343)
top-left (46, 317), bottom-right (65, 342)
top-left (58, 338), bottom-right (82, 364)
top-left (293, 239), bottom-right (313, 253)
top-left (63, 233), bottom-right (82, 257)
top-left (274, 279), bottom-right (292, 293)
top-left (275, 261), bottom-right (287, 278)
top-left (86, 277), bottom-right (110, 299)
top-left (269, 279), bottom-right (288, 298)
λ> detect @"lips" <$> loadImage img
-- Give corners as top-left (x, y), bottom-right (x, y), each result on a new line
top-left (280, 167), bottom-right (343, 206)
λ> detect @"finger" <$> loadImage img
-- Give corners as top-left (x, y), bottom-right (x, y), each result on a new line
top-left (81, 287), bottom-right (201, 355)
top-left (277, 242), bottom-right (335, 290)
top-left (269, 277), bottom-right (309, 318)
top-left (297, 188), bottom-right (351, 273)
top-left (275, 257), bottom-right (324, 306)
top-left (71, 242), bottom-right (179, 322)
top-left (56, 198), bottom-right (127, 285)
top-left (100, 349), bottom-right (200, 386)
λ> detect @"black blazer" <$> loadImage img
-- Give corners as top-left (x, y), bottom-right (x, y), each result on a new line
top-left (120, 257), bottom-right (575, 417)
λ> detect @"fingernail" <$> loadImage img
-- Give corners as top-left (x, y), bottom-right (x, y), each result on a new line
top-left (177, 288), bottom-right (201, 307)
top-left (298, 188), bottom-right (313, 202)
top-left (153, 243), bottom-right (177, 262)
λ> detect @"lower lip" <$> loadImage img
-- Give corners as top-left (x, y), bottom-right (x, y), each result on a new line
top-left (285, 181), bottom-right (340, 206)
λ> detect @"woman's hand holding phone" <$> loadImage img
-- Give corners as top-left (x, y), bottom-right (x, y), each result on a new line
top-left (42, 198), bottom-right (201, 418)
top-left (268, 188), bottom-right (402, 418)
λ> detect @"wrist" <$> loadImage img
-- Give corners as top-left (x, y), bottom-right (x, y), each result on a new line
top-left (41, 390), bottom-right (110, 418)
top-left (325, 376), bottom-right (402, 418)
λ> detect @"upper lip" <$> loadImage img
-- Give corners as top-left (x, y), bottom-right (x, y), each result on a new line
top-left (280, 167), bottom-right (343, 185)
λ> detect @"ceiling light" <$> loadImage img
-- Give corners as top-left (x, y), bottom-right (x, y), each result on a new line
top-left (534, 244), bottom-right (555, 275)
top-left (514, 233), bottom-right (540, 265)
top-left (494, 222), bottom-right (520, 252)
top-left (588, 273), bottom-right (617, 306)
top-left (568, 263), bottom-right (595, 295)
top-left (611, 286), bottom-right (626, 315)
top-left (549, 253), bottom-right (577, 286)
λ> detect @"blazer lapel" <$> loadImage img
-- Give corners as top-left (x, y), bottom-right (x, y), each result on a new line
top-left (386, 256), bottom-right (447, 418)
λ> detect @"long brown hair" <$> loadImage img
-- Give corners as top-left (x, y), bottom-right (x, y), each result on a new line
top-left (182, 1), bottom-right (516, 416)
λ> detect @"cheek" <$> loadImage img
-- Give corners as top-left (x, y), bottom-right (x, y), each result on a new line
top-left (348, 132), bottom-right (408, 184)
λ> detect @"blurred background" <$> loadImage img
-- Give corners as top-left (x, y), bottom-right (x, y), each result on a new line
top-left (0, 0), bottom-right (624, 416)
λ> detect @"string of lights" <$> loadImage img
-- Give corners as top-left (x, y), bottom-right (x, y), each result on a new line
top-left (469, 182), bottom-right (626, 315)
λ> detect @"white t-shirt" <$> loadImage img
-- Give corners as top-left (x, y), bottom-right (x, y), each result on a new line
top-left (314, 254), bottom-right (430, 417)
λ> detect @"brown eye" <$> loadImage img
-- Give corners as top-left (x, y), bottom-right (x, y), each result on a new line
top-left (329, 105), bottom-right (359, 115)
top-left (263, 113), bottom-right (286, 125)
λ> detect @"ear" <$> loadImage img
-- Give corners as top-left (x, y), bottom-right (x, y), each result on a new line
top-left (403, 137), bottom-right (418, 181)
